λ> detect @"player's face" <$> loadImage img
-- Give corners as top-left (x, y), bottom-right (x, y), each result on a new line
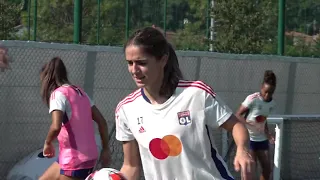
top-left (260, 83), bottom-right (275, 102)
top-left (125, 45), bottom-right (167, 89)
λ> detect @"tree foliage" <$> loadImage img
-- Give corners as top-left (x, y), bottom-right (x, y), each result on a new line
top-left (0, 0), bottom-right (319, 57)
top-left (212, 0), bottom-right (278, 54)
top-left (0, 1), bottom-right (22, 40)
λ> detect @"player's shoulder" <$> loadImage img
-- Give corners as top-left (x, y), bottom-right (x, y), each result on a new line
top-left (50, 89), bottom-right (66, 102)
top-left (115, 88), bottom-right (142, 113)
top-left (177, 80), bottom-right (216, 97)
top-left (52, 85), bottom-right (72, 94)
top-left (245, 92), bottom-right (260, 101)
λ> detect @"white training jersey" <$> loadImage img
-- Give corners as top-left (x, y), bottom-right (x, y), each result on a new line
top-left (49, 84), bottom-right (94, 118)
top-left (115, 80), bottom-right (234, 180)
top-left (242, 92), bottom-right (276, 142)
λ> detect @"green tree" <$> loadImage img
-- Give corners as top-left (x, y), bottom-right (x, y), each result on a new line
top-left (127, 0), bottom-right (209, 51)
top-left (0, 1), bottom-right (22, 40)
top-left (18, 0), bottom-right (125, 45)
top-left (171, 0), bottom-right (209, 51)
top-left (167, 0), bottom-right (190, 31)
top-left (213, 0), bottom-right (278, 54)
top-left (129, 0), bottom-right (163, 28)
top-left (284, 0), bottom-right (320, 57)
top-left (286, 0), bottom-right (320, 35)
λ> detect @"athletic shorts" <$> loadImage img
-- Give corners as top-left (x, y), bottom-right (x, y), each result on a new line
top-left (250, 140), bottom-right (269, 151)
top-left (60, 168), bottom-right (93, 179)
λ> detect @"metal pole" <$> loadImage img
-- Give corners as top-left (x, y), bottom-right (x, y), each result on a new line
top-left (163, 0), bottom-right (167, 37)
top-left (73, 0), bottom-right (82, 44)
top-left (125, 0), bottom-right (129, 40)
top-left (210, 0), bottom-right (214, 52)
top-left (97, 0), bottom-right (101, 44)
top-left (33, 0), bottom-right (37, 41)
top-left (27, 0), bottom-right (31, 40)
top-left (206, 0), bottom-right (210, 40)
top-left (277, 0), bottom-right (285, 55)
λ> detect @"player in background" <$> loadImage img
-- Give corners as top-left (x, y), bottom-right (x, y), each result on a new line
top-left (0, 44), bottom-right (10, 72)
top-left (236, 70), bottom-right (276, 180)
top-left (115, 27), bottom-right (254, 180)
top-left (39, 57), bottom-right (111, 180)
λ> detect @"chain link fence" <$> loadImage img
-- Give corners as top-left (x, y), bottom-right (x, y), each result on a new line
top-left (1, 40), bottom-right (320, 179)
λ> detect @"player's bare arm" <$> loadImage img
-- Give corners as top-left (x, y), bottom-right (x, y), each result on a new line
top-left (91, 105), bottom-right (111, 166)
top-left (121, 140), bottom-right (141, 180)
top-left (42, 110), bottom-right (63, 158)
top-left (264, 123), bottom-right (275, 144)
top-left (235, 105), bottom-right (249, 123)
top-left (236, 105), bottom-right (260, 132)
top-left (45, 110), bottom-right (63, 144)
top-left (221, 114), bottom-right (254, 180)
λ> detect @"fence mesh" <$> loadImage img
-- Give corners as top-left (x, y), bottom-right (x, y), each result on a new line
top-left (1, 41), bottom-right (320, 179)
top-left (280, 117), bottom-right (320, 179)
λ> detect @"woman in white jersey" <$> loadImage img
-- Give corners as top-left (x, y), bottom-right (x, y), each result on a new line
top-left (115, 27), bottom-right (254, 180)
top-left (39, 57), bottom-right (111, 180)
top-left (236, 70), bottom-right (276, 180)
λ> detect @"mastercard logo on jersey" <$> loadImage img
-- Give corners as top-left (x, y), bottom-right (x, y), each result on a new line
top-left (255, 115), bottom-right (267, 123)
top-left (149, 135), bottom-right (182, 160)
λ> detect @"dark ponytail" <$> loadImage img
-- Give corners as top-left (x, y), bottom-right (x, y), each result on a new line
top-left (159, 43), bottom-right (183, 97)
top-left (40, 57), bottom-right (69, 106)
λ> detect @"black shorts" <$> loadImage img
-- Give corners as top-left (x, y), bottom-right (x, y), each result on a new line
top-left (60, 168), bottom-right (93, 179)
top-left (250, 140), bottom-right (269, 151)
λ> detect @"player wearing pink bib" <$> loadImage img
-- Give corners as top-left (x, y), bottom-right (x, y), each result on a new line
top-left (236, 70), bottom-right (276, 180)
top-left (115, 27), bottom-right (254, 180)
top-left (39, 57), bottom-right (111, 180)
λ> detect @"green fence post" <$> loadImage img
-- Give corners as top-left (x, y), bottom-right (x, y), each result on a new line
top-left (163, 0), bottom-right (167, 37)
top-left (33, 0), bottom-right (37, 41)
top-left (125, 0), bottom-right (130, 40)
top-left (277, 0), bottom-right (285, 55)
top-left (97, 0), bottom-right (101, 44)
top-left (206, 0), bottom-right (210, 40)
top-left (74, 0), bottom-right (82, 44)
top-left (27, 0), bottom-right (31, 40)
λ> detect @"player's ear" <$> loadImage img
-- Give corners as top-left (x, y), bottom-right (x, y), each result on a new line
top-left (160, 54), bottom-right (168, 69)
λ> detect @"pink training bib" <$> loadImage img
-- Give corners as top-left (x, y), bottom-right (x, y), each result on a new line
top-left (54, 85), bottom-right (98, 170)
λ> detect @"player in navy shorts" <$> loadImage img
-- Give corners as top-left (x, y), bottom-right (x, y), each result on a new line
top-left (236, 70), bottom-right (277, 180)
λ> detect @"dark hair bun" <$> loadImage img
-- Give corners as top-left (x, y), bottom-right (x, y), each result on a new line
top-left (263, 70), bottom-right (276, 86)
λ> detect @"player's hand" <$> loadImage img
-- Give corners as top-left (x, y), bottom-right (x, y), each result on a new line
top-left (43, 141), bottom-right (55, 158)
top-left (100, 148), bottom-right (111, 167)
top-left (268, 134), bottom-right (275, 144)
top-left (234, 147), bottom-right (255, 180)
